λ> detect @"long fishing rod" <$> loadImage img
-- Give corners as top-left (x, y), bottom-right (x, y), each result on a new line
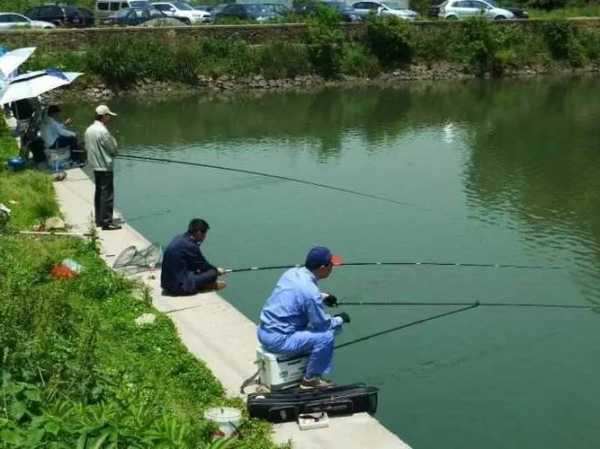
top-left (339, 300), bottom-right (597, 310)
top-left (334, 303), bottom-right (479, 350)
top-left (116, 153), bottom-right (420, 209)
top-left (224, 260), bottom-right (562, 274)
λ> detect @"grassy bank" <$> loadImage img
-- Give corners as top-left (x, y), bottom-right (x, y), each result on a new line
top-left (0, 122), bottom-right (278, 448)
top-left (19, 15), bottom-right (600, 86)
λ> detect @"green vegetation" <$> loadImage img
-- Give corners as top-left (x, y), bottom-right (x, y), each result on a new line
top-left (0, 122), bottom-right (278, 448)
top-left (17, 16), bottom-right (600, 82)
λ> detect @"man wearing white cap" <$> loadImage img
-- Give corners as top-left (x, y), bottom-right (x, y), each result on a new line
top-left (84, 105), bottom-right (120, 230)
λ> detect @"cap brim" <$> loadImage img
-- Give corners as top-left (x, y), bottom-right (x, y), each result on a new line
top-left (331, 255), bottom-right (343, 266)
top-left (107, 112), bottom-right (117, 117)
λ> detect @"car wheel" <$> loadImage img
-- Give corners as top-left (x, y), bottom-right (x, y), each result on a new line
top-left (446, 15), bottom-right (458, 20)
top-left (183, 18), bottom-right (191, 25)
top-left (494, 15), bottom-right (506, 20)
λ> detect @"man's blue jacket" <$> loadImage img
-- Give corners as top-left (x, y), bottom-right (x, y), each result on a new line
top-left (161, 233), bottom-right (216, 294)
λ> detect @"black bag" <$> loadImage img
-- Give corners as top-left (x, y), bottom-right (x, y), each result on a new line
top-left (247, 383), bottom-right (379, 423)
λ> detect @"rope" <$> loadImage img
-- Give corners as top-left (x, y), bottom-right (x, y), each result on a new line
top-left (334, 303), bottom-right (479, 350)
top-left (116, 153), bottom-right (421, 209)
top-left (339, 301), bottom-right (596, 310)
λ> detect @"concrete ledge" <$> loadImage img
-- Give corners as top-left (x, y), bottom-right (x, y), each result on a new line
top-left (53, 167), bottom-right (411, 449)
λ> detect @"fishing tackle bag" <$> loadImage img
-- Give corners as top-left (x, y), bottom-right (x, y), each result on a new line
top-left (246, 383), bottom-right (379, 423)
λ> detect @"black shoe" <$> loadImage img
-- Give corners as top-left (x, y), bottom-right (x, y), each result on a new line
top-left (102, 223), bottom-right (122, 231)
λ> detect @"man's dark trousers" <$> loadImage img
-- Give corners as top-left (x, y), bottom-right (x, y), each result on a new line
top-left (94, 170), bottom-right (114, 227)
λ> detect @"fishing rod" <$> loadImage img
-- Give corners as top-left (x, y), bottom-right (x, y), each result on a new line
top-left (338, 300), bottom-right (598, 310)
top-left (334, 303), bottom-right (479, 350)
top-left (224, 260), bottom-right (562, 273)
top-left (116, 153), bottom-right (421, 209)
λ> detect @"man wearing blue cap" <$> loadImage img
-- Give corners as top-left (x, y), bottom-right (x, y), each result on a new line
top-left (257, 246), bottom-right (351, 389)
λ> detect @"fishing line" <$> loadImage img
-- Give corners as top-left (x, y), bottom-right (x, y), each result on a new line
top-left (116, 153), bottom-right (422, 209)
top-left (224, 260), bottom-right (562, 273)
top-left (339, 300), bottom-right (597, 310)
top-left (334, 303), bottom-right (479, 350)
top-left (125, 208), bottom-right (173, 223)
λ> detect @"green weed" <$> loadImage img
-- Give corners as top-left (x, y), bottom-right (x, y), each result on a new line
top-left (365, 16), bottom-right (414, 68)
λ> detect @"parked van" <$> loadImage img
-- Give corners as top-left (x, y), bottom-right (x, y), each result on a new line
top-left (95, 0), bottom-right (151, 18)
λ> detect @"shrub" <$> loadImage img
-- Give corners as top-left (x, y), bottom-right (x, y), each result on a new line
top-left (84, 37), bottom-right (202, 85)
top-left (340, 43), bottom-right (381, 77)
top-left (579, 28), bottom-right (600, 61)
top-left (364, 16), bottom-right (414, 69)
top-left (528, 0), bottom-right (567, 10)
top-left (22, 50), bottom-right (87, 73)
top-left (198, 39), bottom-right (259, 78)
top-left (452, 18), bottom-right (525, 76)
top-left (257, 41), bottom-right (311, 79)
top-left (412, 25), bottom-right (455, 64)
top-left (541, 20), bottom-right (586, 66)
top-left (304, 4), bottom-right (345, 78)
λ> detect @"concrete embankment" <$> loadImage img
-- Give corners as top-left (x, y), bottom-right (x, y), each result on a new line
top-left (53, 167), bottom-right (412, 449)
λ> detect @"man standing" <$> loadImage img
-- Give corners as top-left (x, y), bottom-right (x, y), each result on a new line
top-left (84, 105), bottom-right (120, 230)
top-left (257, 246), bottom-right (351, 389)
top-left (161, 218), bottom-right (226, 296)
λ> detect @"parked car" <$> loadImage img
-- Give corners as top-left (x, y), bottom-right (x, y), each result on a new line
top-left (439, 0), bottom-right (514, 20)
top-left (193, 4), bottom-right (214, 12)
top-left (351, 1), bottom-right (419, 20)
top-left (95, 0), bottom-right (151, 19)
top-left (205, 3), bottom-right (229, 15)
top-left (24, 5), bottom-right (95, 27)
top-left (501, 3), bottom-right (528, 18)
top-left (103, 6), bottom-right (185, 25)
top-left (214, 3), bottom-right (288, 22)
top-left (293, 1), bottom-right (361, 22)
top-left (0, 12), bottom-right (56, 29)
top-left (152, 1), bottom-right (211, 23)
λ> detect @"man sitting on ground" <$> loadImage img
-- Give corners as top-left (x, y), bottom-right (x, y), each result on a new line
top-left (257, 246), bottom-right (351, 389)
top-left (161, 218), bottom-right (226, 296)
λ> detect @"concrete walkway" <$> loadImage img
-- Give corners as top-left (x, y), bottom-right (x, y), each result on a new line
top-left (53, 167), bottom-right (412, 449)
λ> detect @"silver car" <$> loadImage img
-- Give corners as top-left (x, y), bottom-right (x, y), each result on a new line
top-left (352, 1), bottom-right (419, 20)
top-left (439, 0), bottom-right (514, 20)
top-left (0, 12), bottom-right (56, 29)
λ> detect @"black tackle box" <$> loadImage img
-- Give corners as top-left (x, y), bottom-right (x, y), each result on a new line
top-left (247, 383), bottom-right (379, 423)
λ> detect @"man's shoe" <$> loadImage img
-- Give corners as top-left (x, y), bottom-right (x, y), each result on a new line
top-left (299, 377), bottom-right (334, 390)
top-left (200, 281), bottom-right (226, 292)
top-left (101, 223), bottom-right (122, 231)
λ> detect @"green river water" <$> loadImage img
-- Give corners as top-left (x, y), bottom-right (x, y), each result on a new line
top-left (68, 77), bottom-right (600, 449)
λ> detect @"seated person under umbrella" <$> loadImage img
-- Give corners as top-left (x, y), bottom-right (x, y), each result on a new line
top-left (40, 105), bottom-right (82, 158)
top-left (257, 246), bottom-right (351, 389)
top-left (161, 218), bottom-right (226, 296)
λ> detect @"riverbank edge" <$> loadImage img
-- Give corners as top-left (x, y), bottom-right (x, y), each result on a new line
top-left (52, 167), bottom-right (413, 449)
top-left (50, 60), bottom-right (600, 103)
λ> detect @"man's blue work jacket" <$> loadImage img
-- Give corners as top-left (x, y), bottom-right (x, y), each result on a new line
top-left (259, 267), bottom-right (343, 335)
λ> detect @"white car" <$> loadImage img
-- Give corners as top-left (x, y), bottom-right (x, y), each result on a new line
top-left (0, 12), bottom-right (56, 29)
top-left (352, 1), bottom-right (419, 20)
top-left (151, 1), bottom-right (211, 23)
top-left (439, 0), bottom-right (514, 20)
